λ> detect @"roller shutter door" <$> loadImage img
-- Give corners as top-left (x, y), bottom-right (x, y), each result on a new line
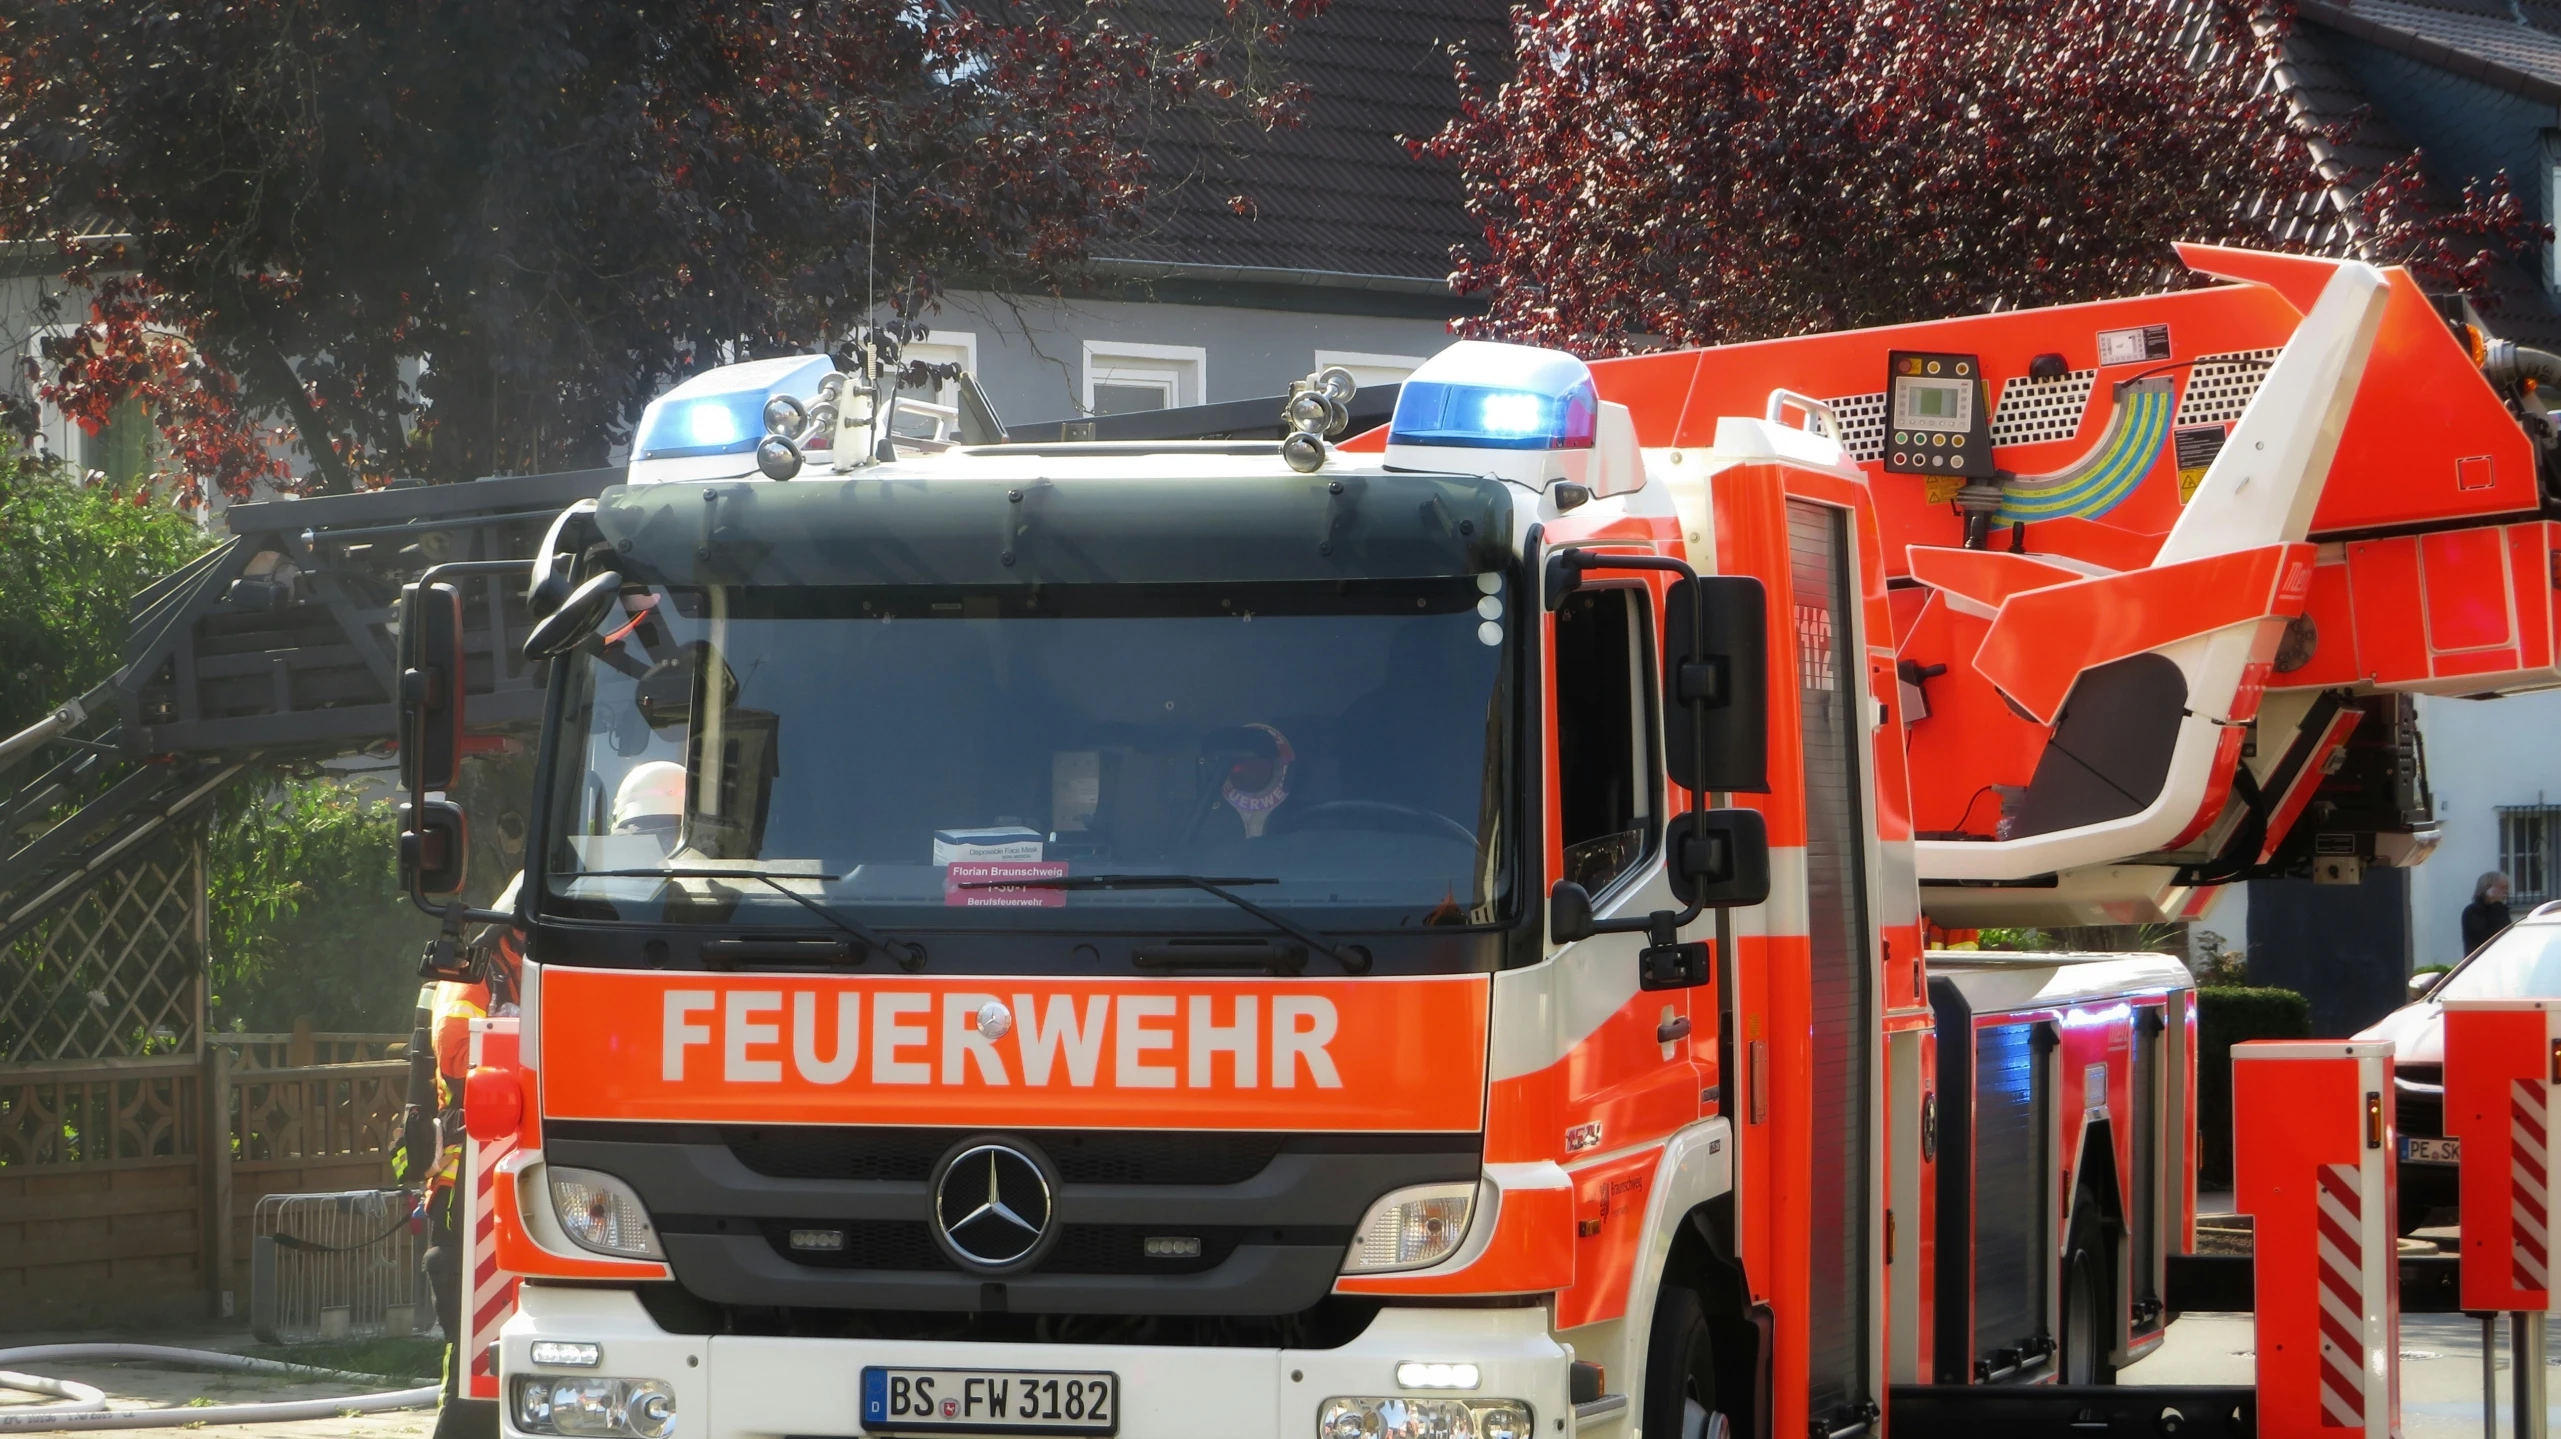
top-left (1971, 1021), bottom-right (2049, 1371)
top-left (1789, 501), bottom-right (1873, 1428)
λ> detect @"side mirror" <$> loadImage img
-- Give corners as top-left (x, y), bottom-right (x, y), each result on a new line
top-left (1550, 880), bottom-right (1597, 944)
top-left (525, 499), bottom-right (599, 620)
top-left (522, 570), bottom-right (624, 662)
top-left (1663, 576), bottom-right (1771, 794)
top-left (2410, 970), bottom-right (2444, 998)
top-left (399, 798), bottom-right (469, 896)
top-left (397, 582), bottom-right (465, 793)
top-left (1667, 807), bottom-right (1771, 908)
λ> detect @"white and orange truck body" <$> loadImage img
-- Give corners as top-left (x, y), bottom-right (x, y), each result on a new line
top-left (427, 245), bottom-right (2555, 1439)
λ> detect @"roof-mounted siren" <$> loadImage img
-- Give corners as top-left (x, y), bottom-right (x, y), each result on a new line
top-left (1384, 341), bottom-right (1641, 499)
top-left (627, 354), bottom-right (841, 485)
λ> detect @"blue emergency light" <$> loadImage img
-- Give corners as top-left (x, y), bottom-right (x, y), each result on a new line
top-left (633, 354), bottom-right (837, 461)
top-left (1388, 342), bottom-right (1599, 452)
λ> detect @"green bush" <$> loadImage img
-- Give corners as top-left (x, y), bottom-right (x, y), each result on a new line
top-left (2195, 985), bottom-right (2314, 1187)
top-left (205, 777), bottom-right (436, 1033)
top-left (0, 458), bottom-right (211, 732)
top-left (1, 460), bottom-right (429, 1035)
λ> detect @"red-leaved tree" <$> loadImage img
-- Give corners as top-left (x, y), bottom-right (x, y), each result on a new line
top-left (1426, 0), bottom-right (2546, 353)
top-left (0, 0), bottom-right (1316, 496)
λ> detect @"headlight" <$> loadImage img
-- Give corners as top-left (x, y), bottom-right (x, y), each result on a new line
top-left (1319, 1397), bottom-right (1532, 1439)
top-left (513, 1376), bottom-right (677, 1439)
top-left (1341, 1183), bottom-right (1476, 1273)
top-left (547, 1166), bottom-right (665, 1260)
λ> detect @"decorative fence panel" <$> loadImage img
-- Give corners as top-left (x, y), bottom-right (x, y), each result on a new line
top-left (0, 838), bottom-right (204, 1064)
top-left (0, 1035), bottom-right (408, 1329)
top-left (0, 1056), bottom-right (209, 1325)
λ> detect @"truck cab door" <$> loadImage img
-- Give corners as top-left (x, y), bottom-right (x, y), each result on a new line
top-left (1548, 582), bottom-right (1707, 1150)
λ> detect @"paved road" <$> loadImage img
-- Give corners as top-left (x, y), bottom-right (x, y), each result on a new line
top-left (2126, 1310), bottom-right (2559, 1439)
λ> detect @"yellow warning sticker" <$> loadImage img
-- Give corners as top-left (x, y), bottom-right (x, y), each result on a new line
top-left (1924, 473), bottom-right (1966, 505)
top-left (2175, 424), bottom-right (2227, 503)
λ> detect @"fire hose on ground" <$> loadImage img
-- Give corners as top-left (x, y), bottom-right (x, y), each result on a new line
top-left (0, 1345), bottom-right (438, 1431)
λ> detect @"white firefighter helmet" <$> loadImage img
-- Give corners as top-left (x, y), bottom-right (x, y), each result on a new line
top-left (611, 760), bottom-right (687, 839)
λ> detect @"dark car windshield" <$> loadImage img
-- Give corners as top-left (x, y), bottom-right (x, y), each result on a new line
top-left (539, 577), bottom-right (1515, 932)
top-left (2437, 920), bottom-right (2561, 1000)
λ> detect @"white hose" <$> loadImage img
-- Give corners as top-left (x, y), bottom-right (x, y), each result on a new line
top-left (0, 1344), bottom-right (438, 1431)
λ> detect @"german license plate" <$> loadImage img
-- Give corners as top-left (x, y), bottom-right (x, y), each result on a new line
top-left (862, 1368), bottom-right (1118, 1435)
top-left (2403, 1134), bottom-right (2461, 1165)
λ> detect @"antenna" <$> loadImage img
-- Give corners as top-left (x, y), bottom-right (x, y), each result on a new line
top-left (865, 183), bottom-right (878, 386)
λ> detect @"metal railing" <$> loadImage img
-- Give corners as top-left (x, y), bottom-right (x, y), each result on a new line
top-left (249, 1188), bottom-right (427, 1344)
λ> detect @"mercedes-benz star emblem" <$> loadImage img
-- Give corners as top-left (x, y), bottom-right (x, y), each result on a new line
top-left (930, 1141), bottom-right (1055, 1272)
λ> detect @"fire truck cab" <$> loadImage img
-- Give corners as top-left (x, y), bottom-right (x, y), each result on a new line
top-left (404, 243), bottom-right (2542, 1439)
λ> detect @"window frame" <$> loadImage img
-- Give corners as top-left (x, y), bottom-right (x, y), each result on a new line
top-left (2502, 804), bottom-right (2561, 908)
top-left (1313, 349), bottom-right (1429, 392)
top-left (1082, 339), bottom-right (1207, 413)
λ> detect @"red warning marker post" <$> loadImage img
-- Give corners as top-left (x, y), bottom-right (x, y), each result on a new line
top-left (2233, 1040), bottom-right (2399, 1439)
top-left (2443, 999), bottom-right (2561, 1439)
top-left (463, 1017), bottom-right (522, 1403)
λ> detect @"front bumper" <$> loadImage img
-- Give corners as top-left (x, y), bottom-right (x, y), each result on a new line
top-left (501, 1284), bottom-right (1572, 1439)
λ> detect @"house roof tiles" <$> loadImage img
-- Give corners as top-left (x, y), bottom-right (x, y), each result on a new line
top-left (1104, 0), bottom-right (1503, 286)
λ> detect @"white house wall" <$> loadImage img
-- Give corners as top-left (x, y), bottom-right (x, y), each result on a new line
top-left (2409, 688), bottom-right (2561, 967)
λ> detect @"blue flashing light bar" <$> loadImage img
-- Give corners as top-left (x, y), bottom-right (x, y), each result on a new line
top-left (633, 355), bottom-right (837, 461)
top-left (1389, 342), bottom-right (1599, 452)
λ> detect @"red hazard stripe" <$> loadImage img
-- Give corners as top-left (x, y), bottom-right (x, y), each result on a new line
top-left (2318, 1163), bottom-right (2361, 1218)
top-left (2319, 1362), bottom-right (2366, 1426)
top-left (2318, 1305), bottom-right (2365, 1362)
top-left (474, 1281), bottom-right (518, 1340)
top-left (2520, 1091), bottom-right (2549, 1149)
top-left (476, 1251), bottom-right (499, 1288)
top-left (2315, 1204), bottom-right (2362, 1265)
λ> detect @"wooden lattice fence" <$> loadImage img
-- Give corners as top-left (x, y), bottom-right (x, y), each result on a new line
top-left (0, 830), bottom-right (411, 1327)
top-left (0, 838), bottom-right (202, 1064)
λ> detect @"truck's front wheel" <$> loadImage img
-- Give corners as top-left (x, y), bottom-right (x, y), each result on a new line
top-left (1644, 1285), bottom-right (1729, 1439)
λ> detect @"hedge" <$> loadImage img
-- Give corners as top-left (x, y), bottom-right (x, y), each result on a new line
top-left (2194, 985), bottom-right (2314, 1188)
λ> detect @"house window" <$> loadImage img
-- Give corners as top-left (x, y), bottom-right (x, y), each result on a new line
top-left (1552, 586), bottom-right (1659, 896)
top-left (2501, 805), bottom-right (2561, 906)
top-left (2548, 139), bottom-right (2561, 293)
top-left (891, 330), bottom-right (978, 440)
top-left (1313, 350), bottom-right (1429, 393)
top-left (897, 330), bottom-right (977, 402)
top-left (1083, 341), bottom-right (1205, 415)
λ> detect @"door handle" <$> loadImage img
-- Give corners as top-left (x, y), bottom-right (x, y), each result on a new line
top-left (1657, 1015), bottom-right (1693, 1044)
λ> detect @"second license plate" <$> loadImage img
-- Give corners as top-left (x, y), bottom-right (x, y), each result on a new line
top-left (862, 1367), bottom-right (1118, 1435)
top-left (2403, 1134), bottom-right (2461, 1165)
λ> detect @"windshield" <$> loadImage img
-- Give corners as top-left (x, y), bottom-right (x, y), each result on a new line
top-left (539, 577), bottom-right (1514, 933)
top-left (2437, 921), bottom-right (2561, 1001)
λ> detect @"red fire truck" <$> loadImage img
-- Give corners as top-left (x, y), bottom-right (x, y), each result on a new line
top-left (396, 243), bottom-right (2544, 1439)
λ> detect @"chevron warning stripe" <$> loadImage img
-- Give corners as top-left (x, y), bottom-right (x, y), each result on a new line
top-left (2517, 1077), bottom-right (2551, 1292)
top-left (2314, 1162), bottom-right (2366, 1429)
top-left (466, 1122), bottom-right (521, 1397)
top-left (463, 1018), bottom-right (524, 1402)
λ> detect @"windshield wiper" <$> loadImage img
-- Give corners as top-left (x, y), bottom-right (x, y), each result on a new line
top-left (571, 868), bottom-right (925, 969)
top-left (957, 873), bottom-right (1370, 974)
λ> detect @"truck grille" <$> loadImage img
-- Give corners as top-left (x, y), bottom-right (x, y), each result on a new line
top-left (722, 1127), bottom-right (1291, 1186)
top-left (727, 1219), bottom-right (1282, 1275)
top-left (543, 1121), bottom-right (1479, 1317)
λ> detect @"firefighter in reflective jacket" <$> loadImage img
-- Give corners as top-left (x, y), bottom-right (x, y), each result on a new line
top-left (419, 875), bottom-right (522, 1435)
